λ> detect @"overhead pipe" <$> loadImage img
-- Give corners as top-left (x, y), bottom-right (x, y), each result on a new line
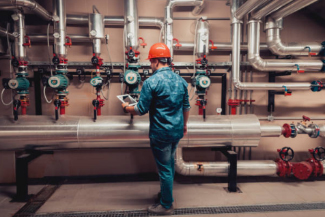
top-left (247, 20), bottom-right (324, 72)
top-left (165, 0), bottom-right (204, 60)
top-left (0, 0), bottom-right (57, 21)
top-left (271, 0), bottom-right (319, 22)
top-left (0, 115), bottom-right (284, 151)
top-left (234, 0), bottom-right (270, 20)
top-left (251, 0), bottom-right (293, 20)
top-left (66, 14), bottom-right (164, 29)
top-left (230, 0), bottom-right (322, 91)
top-left (265, 18), bottom-right (323, 56)
top-left (173, 41), bottom-right (269, 51)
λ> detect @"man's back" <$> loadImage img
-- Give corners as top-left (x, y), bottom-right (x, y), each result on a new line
top-left (135, 67), bottom-right (190, 142)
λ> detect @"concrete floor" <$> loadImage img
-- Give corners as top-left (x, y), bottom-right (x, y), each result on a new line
top-left (1, 181), bottom-right (325, 216)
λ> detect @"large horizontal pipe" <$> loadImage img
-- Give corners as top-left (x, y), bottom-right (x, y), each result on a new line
top-left (175, 148), bottom-right (278, 176)
top-left (67, 14), bottom-right (164, 28)
top-left (0, 115), bottom-right (283, 151)
top-left (0, 0), bottom-right (56, 21)
top-left (173, 42), bottom-right (269, 51)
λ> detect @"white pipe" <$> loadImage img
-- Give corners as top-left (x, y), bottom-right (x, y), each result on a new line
top-left (265, 18), bottom-right (323, 56)
top-left (165, 0), bottom-right (203, 60)
top-left (175, 147), bottom-right (278, 176)
top-left (271, 0), bottom-right (319, 21)
top-left (173, 41), bottom-right (269, 51)
top-left (0, 0), bottom-right (56, 21)
top-left (248, 20), bottom-right (323, 72)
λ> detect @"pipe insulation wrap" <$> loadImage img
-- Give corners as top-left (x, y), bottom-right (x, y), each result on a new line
top-left (0, 0), bottom-right (54, 21)
top-left (0, 115), bottom-right (283, 151)
top-left (175, 148), bottom-right (278, 176)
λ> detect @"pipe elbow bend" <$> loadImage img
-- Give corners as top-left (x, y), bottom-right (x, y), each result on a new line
top-left (175, 161), bottom-right (188, 176)
top-left (233, 81), bottom-right (243, 90)
top-left (248, 56), bottom-right (267, 71)
top-left (15, 0), bottom-right (36, 9)
top-left (267, 40), bottom-right (287, 56)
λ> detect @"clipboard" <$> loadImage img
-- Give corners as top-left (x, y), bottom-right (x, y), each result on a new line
top-left (117, 94), bottom-right (138, 106)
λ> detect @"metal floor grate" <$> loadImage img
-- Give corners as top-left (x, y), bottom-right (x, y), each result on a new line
top-left (31, 202), bottom-right (325, 217)
top-left (14, 185), bottom-right (60, 217)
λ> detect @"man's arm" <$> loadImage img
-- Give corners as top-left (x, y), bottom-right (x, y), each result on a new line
top-left (122, 80), bottom-right (153, 116)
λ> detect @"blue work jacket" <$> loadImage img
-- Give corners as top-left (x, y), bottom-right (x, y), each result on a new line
top-left (134, 67), bottom-right (191, 142)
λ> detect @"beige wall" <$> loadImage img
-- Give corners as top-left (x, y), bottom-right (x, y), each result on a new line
top-left (0, 0), bottom-right (325, 183)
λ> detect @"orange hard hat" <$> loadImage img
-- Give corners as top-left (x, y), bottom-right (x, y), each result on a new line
top-left (146, 43), bottom-right (171, 60)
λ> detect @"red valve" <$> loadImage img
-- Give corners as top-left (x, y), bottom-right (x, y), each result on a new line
top-left (60, 98), bottom-right (69, 115)
top-left (228, 99), bottom-right (256, 115)
top-left (19, 60), bottom-right (28, 66)
top-left (209, 40), bottom-right (217, 50)
top-left (173, 38), bottom-right (182, 48)
top-left (65, 36), bottom-right (72, 47)
top-left (309, 52), bottom-right (317, 56)
top-left (96, 95), bottom-right (104, 116)
top-left (303, 115), bottom-right (311, 122)
top-left (282, 123), bottom-right (292, 138)
top-left (138, 37), bottom-right (147, 48)
top-left (20, 97), bottom-right (30, 115)
top-left (284, 92), bottom-right (292, 96)
top-left (297, 70), bottom-right (305, 73)
top-left (23, 35), bottom-right (31, 48)
top-left (195, 99), bottom-right (207, 116)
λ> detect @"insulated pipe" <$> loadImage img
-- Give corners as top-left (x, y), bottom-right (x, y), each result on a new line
top-left (124, 0), bottom-right (139, 51)
top-left (265, 18), bottom-right (323, 56)
top-left (89, 13), bottom-right (105, 55)
top-left (174, 42), bottom-right (269, 51)
top-left (195, 19), bottom-right (209, 57)
top-left (231, 3), bottom-right (319, 91)
top-left (12, 12), bottom-right (25, 61)
top-left (175, 148), bottom-right (278, 176)
top-left (247, 20), bottom-right (323, 72)
top-left (260, 125), bottom-right (282, 137)
top-left (28, 34), bottom-right (90, 43)
top-left (0, 115), bottom-right (283, 151)
top-left (0, 0), bottom-right (56, 21)
top-left (251, 0), bottom-right (293, 20)
top-left (235, 0), bottom-right (270, 20)
top-left (0, 26), bottom-right (15, 40)
top-left (165, 0), bottom-right (203, 60)
top-left (53, 0), bottom-right (66, 58)
top-left (66, 14), bottom-right (164, 29)
top-left (271, 0), bottom-right (319, 22)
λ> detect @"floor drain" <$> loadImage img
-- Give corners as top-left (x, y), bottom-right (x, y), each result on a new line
top-left (32, 202), bottom-right (325, 217)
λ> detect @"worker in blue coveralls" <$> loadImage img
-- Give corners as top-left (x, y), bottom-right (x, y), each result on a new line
top-left (121, 42), bottom-right (191, 215)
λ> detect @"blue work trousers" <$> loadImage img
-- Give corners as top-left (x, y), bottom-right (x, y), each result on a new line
top-left (150, 138), bottom-right (179, 209)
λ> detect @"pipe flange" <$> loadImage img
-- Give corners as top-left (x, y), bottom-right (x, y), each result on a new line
top-left (290, 124), bottom-right (297, 138)
top-left (308, 123), bottom-right (320, 138)
top-left (264, 18), bottom-right (283, 31)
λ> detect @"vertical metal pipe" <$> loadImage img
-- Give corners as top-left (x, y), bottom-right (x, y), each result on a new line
top-left (195, 19), bottom-right (209, 58)
top-left (124, 0), bottom-right (139, 51)
top-left (12, 12), bottom-right (25, 61)
top-left (53, 0), bottom-right (66, 58)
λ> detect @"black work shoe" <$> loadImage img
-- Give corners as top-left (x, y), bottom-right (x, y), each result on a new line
top-left (154, 192), bottom-right (162, 203)
top-left (147, 203), bottom-right (174, 215)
